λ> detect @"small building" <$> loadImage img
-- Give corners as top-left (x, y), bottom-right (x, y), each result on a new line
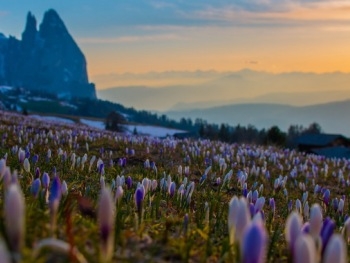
top-left (295, 133), bottom-right (350, 153)
top-left (295, 133), bottom-right (350, 159)
top-left (311, 146), bottom-right (350, 159)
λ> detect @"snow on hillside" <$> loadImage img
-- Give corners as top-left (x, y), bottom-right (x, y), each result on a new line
top-left (31, 115), bottom-right (75, 124)
top-left (0, 86), bottom-right (13, 93)
top-left (80, 119), bottom-right (105, 129)
top-left (79, 118), bottom-right (186, 137)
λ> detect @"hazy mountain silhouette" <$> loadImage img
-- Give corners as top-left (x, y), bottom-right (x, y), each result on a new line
top-left (98, 70), bottom-right (350, 111)
top-left (166, 99), bottom-right (350, 136)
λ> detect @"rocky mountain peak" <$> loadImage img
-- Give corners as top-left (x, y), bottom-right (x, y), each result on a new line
top-left (39, 9), bottom-right (69, 39)
top-left (21, 12), bottom-right (38, 50)
top-left (0, 9), bottom-right (96, 99)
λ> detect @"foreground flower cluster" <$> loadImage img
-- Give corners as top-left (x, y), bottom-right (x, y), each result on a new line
top-left (0, 110), bottom-right (349, 262)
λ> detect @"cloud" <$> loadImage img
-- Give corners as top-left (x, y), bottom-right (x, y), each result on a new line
top-left (246, 60), bottom-right (259, 65)
top-left (186, 0), bottom-right (350, 27)
top-left (78, 34), bottom-right (183, 44)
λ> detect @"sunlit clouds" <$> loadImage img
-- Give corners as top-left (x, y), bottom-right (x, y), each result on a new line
top-left (1, 0), bottom-right (350, 88)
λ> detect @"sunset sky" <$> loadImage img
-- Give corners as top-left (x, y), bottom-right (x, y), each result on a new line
top-left (1, 0), bottom-right (350, 89)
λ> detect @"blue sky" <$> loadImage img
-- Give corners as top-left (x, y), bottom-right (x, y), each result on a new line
top-left (1, 1), bottom-right (350, 88)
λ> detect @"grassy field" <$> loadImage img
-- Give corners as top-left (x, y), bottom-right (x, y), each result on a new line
top-left (0, 110), bottom-right (349, 262)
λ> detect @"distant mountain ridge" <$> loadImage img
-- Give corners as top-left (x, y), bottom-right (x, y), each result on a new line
top-left (97, 70), bottom-right (350, 111)
top-left (0, 9), bottom-right (96, 99)
top-left (166, 99), bottom-right (350, 136)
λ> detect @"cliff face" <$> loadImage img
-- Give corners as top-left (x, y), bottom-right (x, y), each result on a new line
top-left (0, 9), bottom-right (96, 99)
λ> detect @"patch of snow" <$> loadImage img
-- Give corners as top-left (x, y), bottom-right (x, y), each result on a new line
top-left (0, 86), bottom-right (13, 93)
top-left (31, 97), bottom-right (53, 102)
top-left (123, 124), bottom-right (186, 137)
top-left (20, 98), bottom-right (28, 103)
top-left (31, 115), bottom-right (75, 124)
top-left (60, 101), bottom-right (78, 109)
top-left (80, 119), bottom-right (105, 130)
top-left (120, 112), bottom-right (130, 120)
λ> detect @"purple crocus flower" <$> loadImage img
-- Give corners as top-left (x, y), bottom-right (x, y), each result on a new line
top-left (323, 189), bottom-right (331, 206)
top-left (323, 234), bottom-right (347, 263)
top-left (320, 217), bottom-right (335, 254)
top-left (35, 167), bottom-right (41, 179)
top-left (4, 184), bottom-right (25, 254)
top-left (241, 222), bottom-right (267, 263)
top-left (135, 186), bottom-right (144, 213)
top-left (18, 149), bottom-right (25, 163)
top-left (252, 190), bottom-right (259, 204)
top-left (31, 178), bottom-right (41, 198)
top-left (285, 212), bottom-right (302, 252)
top-left (49, 176), bottom-right (62, 211)
top-left (243, 188), bottom-right (248, 198)
top-left (98, 187), bottom-right (115, 262)
top-left (332, 198), bottom-right (339, 212)
top-left (126, 176), bottom-right (132, 189)
top-left (98, 163), bottom-right (105, 176)
top-left (294, 234), bottom-right (316, 263)
top-left (32, 154), bottom-right (39, 164)
top-left (42, 172), bottom-right (50, 189)
top-left (169, 182), bottom-right (176, 197)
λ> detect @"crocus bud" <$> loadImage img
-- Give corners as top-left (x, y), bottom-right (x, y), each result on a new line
top-left (309, 204), bottom-right (323, 238)
top-left (42, 172), bottom-right (50, 189)
top-left (151, 179), bottom-right (157, 191)
top-left (241, 221), bottom-right (267, 263)
top-left (342, 217), bottom-right (350, 242)
top-left (295, 199), bottom-right (302, 215)
top-left (338, 199), bottom-right (344, 214)
top-left (49, 176), bottom-right (62, 213)
top-left (293, 234), bottom-right (316, 263)
top-left (4, 184), bottom-right (25, 254)
top-left (18, 148), bottom-right (25, 163)
top-left (320, 217), bottom-right (335, 253)
top-left (285, 212), bottom-right (302, 252)
top-left (228, 196), bottom-right (239, 245)
top-left (135, 186), bottom-right (145, 213)
top-left (98, 187), bottom-right (115, 262)
top-left (169, 182), bottom-right (176, 197)
top-left (252, 190), bottom-right (259, 204)
top-left (0, 238), bottom-right (11, 263)
top-left (31, 178), bottom-right (41, 198)
top-left (35, 167), bottom-right (41, 179)
top-left (126, 176), bottom-right (132, 189)
top-left (0, 158), bottom-right (6, 178)
top-left (115, 186), bottom-right (123, 203)
top-left (61, 180), bottom-right (68, 196)
top-left (323, 189), bottom-right (331, 206)
top-left (254, 197), bottom-right (265, 214)
top-left (23, 158), bottom-right (30, 173)
top-left (323, 234), bottom-right (347, 263)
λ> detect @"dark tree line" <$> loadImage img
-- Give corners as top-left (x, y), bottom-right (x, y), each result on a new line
top-left (196, 121), bottom-right (322, 148)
